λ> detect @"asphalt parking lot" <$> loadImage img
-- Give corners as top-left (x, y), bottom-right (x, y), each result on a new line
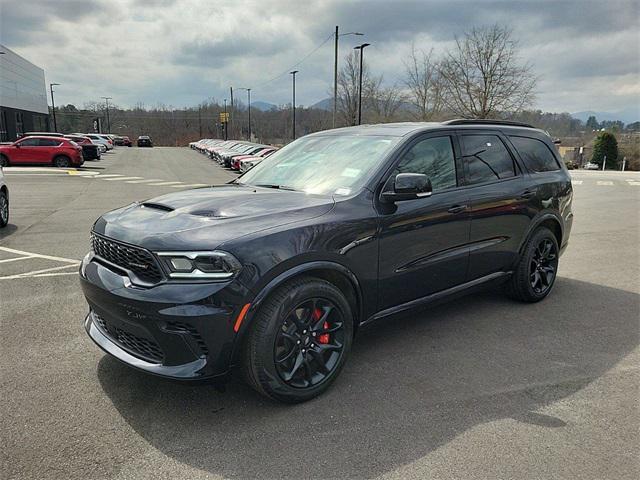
top-left (1, 147), bottom-right (638, 480)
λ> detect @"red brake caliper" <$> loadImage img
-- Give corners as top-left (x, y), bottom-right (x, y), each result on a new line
top-left (313, 308), bottom-right (330, 344)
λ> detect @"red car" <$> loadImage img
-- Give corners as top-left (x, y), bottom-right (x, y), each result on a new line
top-left (0, 136), bottom-right (84, 168)
top-left (231, 147), bottom-right (277, 170)
top-left (122, 136), bottom-right (132, 147)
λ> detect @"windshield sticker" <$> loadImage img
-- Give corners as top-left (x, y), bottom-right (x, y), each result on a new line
top-left (341, 168), bottom-right (361, 178)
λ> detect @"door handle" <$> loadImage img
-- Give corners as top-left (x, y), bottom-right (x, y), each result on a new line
top-left (519, 189), bottom-right (536, 199)
top-left (447, 205), bottom-right (467, 214)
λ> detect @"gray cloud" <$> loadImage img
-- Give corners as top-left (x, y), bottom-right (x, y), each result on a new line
top-left (1, 0), bottom-right (638, 114)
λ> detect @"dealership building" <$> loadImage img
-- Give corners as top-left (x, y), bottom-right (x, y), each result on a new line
top-left (0, 44), bottom-right (50, 141)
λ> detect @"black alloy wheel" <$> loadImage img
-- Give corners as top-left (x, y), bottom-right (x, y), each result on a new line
top-left (243, 277), bottom-right (353, 403)
top-left (54, 156), bottom-right (70, 168)
top-left (274, 298), bottom-right (346, 388)
top-left (505, 226), bottom-right (559, 302)
top-left (529, 238), bottom-right (558, 295)
top-left (0, 155), bottom-right (8, 167)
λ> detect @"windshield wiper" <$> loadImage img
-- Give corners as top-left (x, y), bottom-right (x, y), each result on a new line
top-left (254, 184), bottom-right (299, 191)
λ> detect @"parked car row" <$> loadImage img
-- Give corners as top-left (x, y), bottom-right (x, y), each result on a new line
top-left (189, 139), bottom-right (278, 172)
top-left (0, 135), bottom-right (85, 167)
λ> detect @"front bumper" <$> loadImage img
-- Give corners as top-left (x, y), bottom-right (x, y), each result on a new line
top-left (80, 256), bottom-right (250, 380)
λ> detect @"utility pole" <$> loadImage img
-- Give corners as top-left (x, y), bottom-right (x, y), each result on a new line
top-left (223, 99), bottom-right (228, 141)
top-left (290, 71), bottom-right (298, 140)
top-left (198, 105), bottom-right (202, 138)
top-left (230, 87), bottom-right (234, 139)
top-left (49, 83), bottom-right (60, 132)
top-left (239, 88), bottom-right (252, 140)
top-left (354, 43), bottom-right (370, 125)
top-left (333, 28), bottom-right (363, 129)
top-left (101, 96), bottom-right (112, 133)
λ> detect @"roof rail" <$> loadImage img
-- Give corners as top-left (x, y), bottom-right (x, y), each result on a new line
top-left (443, 119), bottom-right (535, 128)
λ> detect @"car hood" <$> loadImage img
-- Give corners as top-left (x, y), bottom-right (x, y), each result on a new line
top-left (93, 184), bottom-right (335, 251)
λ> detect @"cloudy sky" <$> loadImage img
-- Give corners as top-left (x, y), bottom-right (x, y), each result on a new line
top-left (1, 0), bottom-right (638, 115)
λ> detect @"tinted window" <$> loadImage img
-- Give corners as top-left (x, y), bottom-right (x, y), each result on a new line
top-left (18, 138), bottom-right (39, 146)
top-left (462, 135), bottom-right (515, 184)
top-left (394, 136), bottom-right (457, 192)
top-left (37, 139), bottom-right (61, 146)
top-left (509, 136), bottom-right (560, 172)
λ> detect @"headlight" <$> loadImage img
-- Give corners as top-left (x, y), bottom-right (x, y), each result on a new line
top-left (155, 251), bottom-right (241, 280)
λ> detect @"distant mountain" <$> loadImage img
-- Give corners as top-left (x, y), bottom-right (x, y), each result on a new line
top-left (251, 101), bottom-right (278, 111)
top-left (572, 106), bottom-right (639, 125)
top-left (311, 97), bottom-right (333, 111)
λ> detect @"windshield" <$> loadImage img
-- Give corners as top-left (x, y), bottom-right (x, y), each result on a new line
top-left (238, 134), bottom-right (400, 195)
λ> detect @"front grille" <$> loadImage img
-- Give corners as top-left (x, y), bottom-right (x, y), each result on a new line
top-left (91, 232), bottom-right (163, 284)
top-left (165, 321), bottom-right (209, 356)
top-left (93, 313), bottom-right (164, 363)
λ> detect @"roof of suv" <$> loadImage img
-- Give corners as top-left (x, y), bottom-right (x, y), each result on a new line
top-left (317, 120), bottom-right (542, 138)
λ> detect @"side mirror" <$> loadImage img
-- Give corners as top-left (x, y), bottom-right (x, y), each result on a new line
top-left (14, 143), bottom-right (21, 148)
top-left (381, 173), bottom-right (432, 202)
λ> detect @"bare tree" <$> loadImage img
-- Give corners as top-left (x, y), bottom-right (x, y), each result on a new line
top-left (367, 77), bottom-right (406, 123)
top-left (337, 51), bottom-right (382, 126)
top-left (403, 45), bottom-right (443, 120)
top-left (439, 24), bottom-right (536, 118)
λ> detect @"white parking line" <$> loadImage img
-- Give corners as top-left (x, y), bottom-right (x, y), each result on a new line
top-left (125, 179), bottom-right (164, 184)
top-left (102, 176), bottom-right (143, 181)
top-left (629, 182), bottom-right (640, 186)
top-left (0, 246), bottom-right (79, 264)
top-left (596, 181), bottom-right (614, 186)
top-left (0, 263), bottom-right (80, 280)
top-left (572, 180), bottom-right (583, 185)
top-left (95, 174), bottom-right (125, 178)
top-left (0, 255), bottom-right (36, 264)
top-left (170, 183), bottom-right (208, 188)
top-left (147, 181), bottom-right (183, 186)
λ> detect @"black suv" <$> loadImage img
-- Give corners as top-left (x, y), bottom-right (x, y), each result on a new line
top-left (137, 136), bottom-right (153, 147)
top-left (80, 120), bottom-right (573, 403)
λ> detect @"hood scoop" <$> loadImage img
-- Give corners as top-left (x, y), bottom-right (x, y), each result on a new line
top-left (141, 202), bottom-right (174, 212)
top-left (190, 210), bottom-right (225, 218)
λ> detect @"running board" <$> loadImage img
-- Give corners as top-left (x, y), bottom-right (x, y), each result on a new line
top-left (363, 271), bottom-right (511, 325)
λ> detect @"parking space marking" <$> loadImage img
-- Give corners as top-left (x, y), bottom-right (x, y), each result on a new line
top-left (102, 176), bottom-right (143, 181)
top-left (596, 181), bottom-right (614, 186)
top-left (170, 183), bottom-right (208, 188)
top-left (0, 246), bottom-right (81, 281)
top-left (94, 174), bottom-right (124, 178)
top-left (125, 179), bottom-right (164, 184)
top-left (572, 180), bottom-right (583, 185)
top-left (147, 181), bottom-right (183, 186)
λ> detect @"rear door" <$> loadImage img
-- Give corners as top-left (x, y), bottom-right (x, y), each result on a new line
top-left (377, 133), bottom-right (471, 310)
top-left (37, 138), bottom-right (62, 164)
top-left (459, 130), bottom-right (531, 280)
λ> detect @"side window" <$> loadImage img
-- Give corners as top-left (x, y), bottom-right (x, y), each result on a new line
top-left (461, 134), bottom-right (515, 185)
top-left (394, 136), bottom-right (457, 192)
top-left (18, 138), bottom-right (39, 146)
top-left (509, 136), bottom-right (560, 172)
top-left (37, 139), bottom-right (61, 147)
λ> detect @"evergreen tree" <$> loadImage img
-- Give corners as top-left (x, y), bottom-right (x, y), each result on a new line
top-left (592, 132), bottom-right (619, 169)
top-left (586, 115), bottom-right (599, 130)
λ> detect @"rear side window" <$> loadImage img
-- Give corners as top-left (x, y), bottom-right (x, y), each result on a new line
top-left (461, 134), bottom-right (515, 185)
top-left (18, 138), bottom-right (39, 146)
top-left (509, 136), bottom-right (560, 172)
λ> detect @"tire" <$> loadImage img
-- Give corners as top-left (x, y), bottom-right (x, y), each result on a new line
top-left (0, 190), bottom-right (8, 227)
top-left (54, 156), bottom-right (70, 168)
top-left (0, 155), bottom-right (8, 167)
top-left (505, 227), bottom-right (559, 302)
top-left (243, 277), bottom-right (354, 403)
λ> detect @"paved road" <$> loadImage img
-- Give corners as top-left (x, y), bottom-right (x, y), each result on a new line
top-left (1, 148), bottom-right (638, 480)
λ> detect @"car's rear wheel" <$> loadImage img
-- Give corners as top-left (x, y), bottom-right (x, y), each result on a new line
top-left (53, 156), bottom-right (71, 168)
top-left (243, 277), bottom-right (353, 403)
top-left (506, 227), bottom-right (559, 302)
top-left (0, 155), bottom-right (8, 167)
top-left (0, 190), bottom-right (8, 227)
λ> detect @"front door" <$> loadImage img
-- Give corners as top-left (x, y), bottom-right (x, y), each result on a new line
top-left (377, 134), bottom-right (471, 311)
top-left (11, 138), bottom-right (40, 164)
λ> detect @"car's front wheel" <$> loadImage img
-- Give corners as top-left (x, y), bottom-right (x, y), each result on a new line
top-left (243, 277), bottom-right (353, 403)
top-left (0, 155), bottom-right (8, 167)
top-left (506, 227), bottom-right (559, 302)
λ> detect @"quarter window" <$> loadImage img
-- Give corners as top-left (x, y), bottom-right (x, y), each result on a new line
top-left (37, 138), bottom-right (61, 147)
top-left (461, 135), bottom-right (515, 185)
top-left (394, 136), bottom-right (457, 192)
top-left (18, 138), bottom-right (39, 146)
top-left (509, 136), bottom-right (560, 172)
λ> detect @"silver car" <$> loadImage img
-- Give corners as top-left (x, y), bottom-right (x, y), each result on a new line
top-left (0, 166), bottom-right (8, 227)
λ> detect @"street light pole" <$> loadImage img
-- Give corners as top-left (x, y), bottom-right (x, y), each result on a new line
top-left (50, 83), bottom-right (60, 132)
top-left (354, 43), bottom-right (370, 125)
top-left (290, 71), bottom-right (298, 140)
top-left (101, 96), bottom-right (112, 133)
top-left (333, 28), bottom-right (363, 129)
top-left (239, 88), bottom-right (252, 140)
top-left (223, 99), bottom-right (228, 140)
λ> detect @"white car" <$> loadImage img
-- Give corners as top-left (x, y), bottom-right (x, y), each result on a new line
top-left (583, 162), bottom-right (600, 170)
top-left (0, 166), bottom-right (8, 227)
top-left (84, 134), bottom-right (113, 150)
